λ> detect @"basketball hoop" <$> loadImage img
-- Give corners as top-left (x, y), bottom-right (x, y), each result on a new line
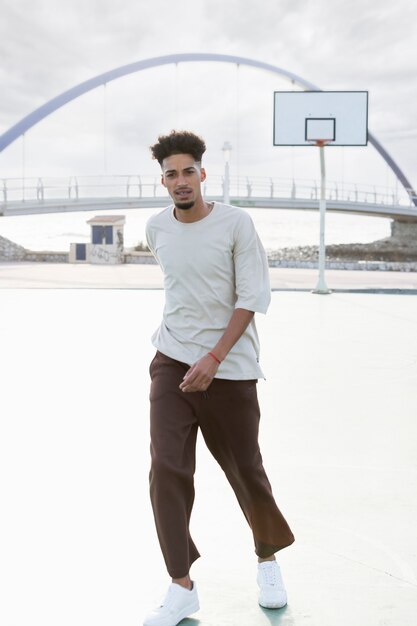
top-left (308, 139), bottom-right (333, 147)
top-left (273, 90), bottom-right (369, 295)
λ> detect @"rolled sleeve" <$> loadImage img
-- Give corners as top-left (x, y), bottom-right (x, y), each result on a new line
top-left (233, 214), bottom-right (271, 314)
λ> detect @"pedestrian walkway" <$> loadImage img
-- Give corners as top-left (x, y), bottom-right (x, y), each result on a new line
top-left (0, 287), bottom-right (416, 626)
top-left (1, 261), bottom-right (417, 291)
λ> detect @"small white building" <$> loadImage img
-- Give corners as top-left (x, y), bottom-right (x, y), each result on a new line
top-left (69, 215), bottom-right (126, 264)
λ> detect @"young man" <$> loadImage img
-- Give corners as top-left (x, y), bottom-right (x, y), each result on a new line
top-left (143, 130), bottom-right (294, 626)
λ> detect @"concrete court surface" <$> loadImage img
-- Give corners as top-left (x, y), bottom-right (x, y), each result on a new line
top-left (1, 261), bottom-right (417, 291)
top-left (0, 286), bottom-right (416, 626)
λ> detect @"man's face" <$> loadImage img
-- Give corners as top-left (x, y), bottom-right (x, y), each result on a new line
top-left (161, 153), bottom-right (206, 210)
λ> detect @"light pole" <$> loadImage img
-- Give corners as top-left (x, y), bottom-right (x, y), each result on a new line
top-left (222, 141), bottom-right (232, 204)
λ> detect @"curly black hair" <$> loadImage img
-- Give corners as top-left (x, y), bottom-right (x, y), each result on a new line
top-left (150, 130), bottom-right (206, 165)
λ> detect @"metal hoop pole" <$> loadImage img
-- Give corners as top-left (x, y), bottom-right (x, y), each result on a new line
top-left (312, 142), bottom-right (332, 295)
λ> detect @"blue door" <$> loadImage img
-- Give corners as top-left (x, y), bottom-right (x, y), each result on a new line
top-left (92, 225), bottom-right (113, 244)
top-left (75, 244), bottom-right (86, 261)
top-left (104, 226), bottom-right (113, 244)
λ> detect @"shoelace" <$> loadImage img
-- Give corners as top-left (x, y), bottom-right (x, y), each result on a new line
top-left (260, 564), bottom-right (278, 586)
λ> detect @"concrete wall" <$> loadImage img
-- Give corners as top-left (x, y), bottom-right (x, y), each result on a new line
top-left (123, 251), bottom-right (157, 264)
top-left (391, 220), bottom-right (417, 243)
top-left (268, 259), bottom-right (417, 272)
top-left (24, 252), bottom-right (69, 262)
top-left (2, 235), bottom-right (417, 271)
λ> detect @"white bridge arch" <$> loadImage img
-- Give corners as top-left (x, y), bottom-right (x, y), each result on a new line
top-left (0, 53), bottom-right (415, 206)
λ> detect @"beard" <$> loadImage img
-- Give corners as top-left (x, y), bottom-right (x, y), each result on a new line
top-left (174, 199), bottom-right (195, 211)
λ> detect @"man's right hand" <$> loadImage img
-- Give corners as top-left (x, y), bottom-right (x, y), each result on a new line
top-left (179, 354), bottom-right (219, 392)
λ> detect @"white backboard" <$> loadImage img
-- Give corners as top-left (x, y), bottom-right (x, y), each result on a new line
top-left (273, 91), bottom-right (368, 146)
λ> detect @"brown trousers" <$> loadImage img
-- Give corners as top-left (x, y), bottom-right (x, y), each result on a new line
top-left (149, 350), bottom-right (295, 578)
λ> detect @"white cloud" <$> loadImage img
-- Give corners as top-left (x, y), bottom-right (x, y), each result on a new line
top-left (0, 0), bottom-right (416, 192)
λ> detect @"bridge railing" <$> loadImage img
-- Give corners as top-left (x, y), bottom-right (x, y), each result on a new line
top-left (1, 175), bottom-right (169, 203)
top-left (225, 175), bottom-right (415, 207)
top-left (1, 174), bottom-right (415, 207)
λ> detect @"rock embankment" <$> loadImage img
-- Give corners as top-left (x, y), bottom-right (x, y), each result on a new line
top-left (0, 235), bottom-right (68, 262)
top-left (2, 232), bottom-right (417, 269)
top-left (0, 235), bottom-right (27, 261)
top-left (268, 236), bottom-right (417, 263)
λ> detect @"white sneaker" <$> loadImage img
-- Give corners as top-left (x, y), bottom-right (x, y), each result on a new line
top-left (257, 561), bottom-right (287, 609)
top-left (143, 582), bottom-right (200, 626)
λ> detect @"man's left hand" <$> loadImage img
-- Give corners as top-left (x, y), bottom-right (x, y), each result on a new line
top-left (179, 354), bottom-right (220, 392)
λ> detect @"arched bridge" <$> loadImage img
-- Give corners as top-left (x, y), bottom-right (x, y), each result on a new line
top-left (0, 53), bottom-right (416, 208)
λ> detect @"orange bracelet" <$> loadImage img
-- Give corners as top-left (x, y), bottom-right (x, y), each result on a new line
top-left (208, 351), bottom-right (222, 365)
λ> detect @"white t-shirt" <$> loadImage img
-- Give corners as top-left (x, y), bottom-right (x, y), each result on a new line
top-left (145, 202), bottom-right (271, 380)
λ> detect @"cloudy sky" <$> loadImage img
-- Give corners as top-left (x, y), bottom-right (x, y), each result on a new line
top-left (0, 0), bottom-right (416, 199)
